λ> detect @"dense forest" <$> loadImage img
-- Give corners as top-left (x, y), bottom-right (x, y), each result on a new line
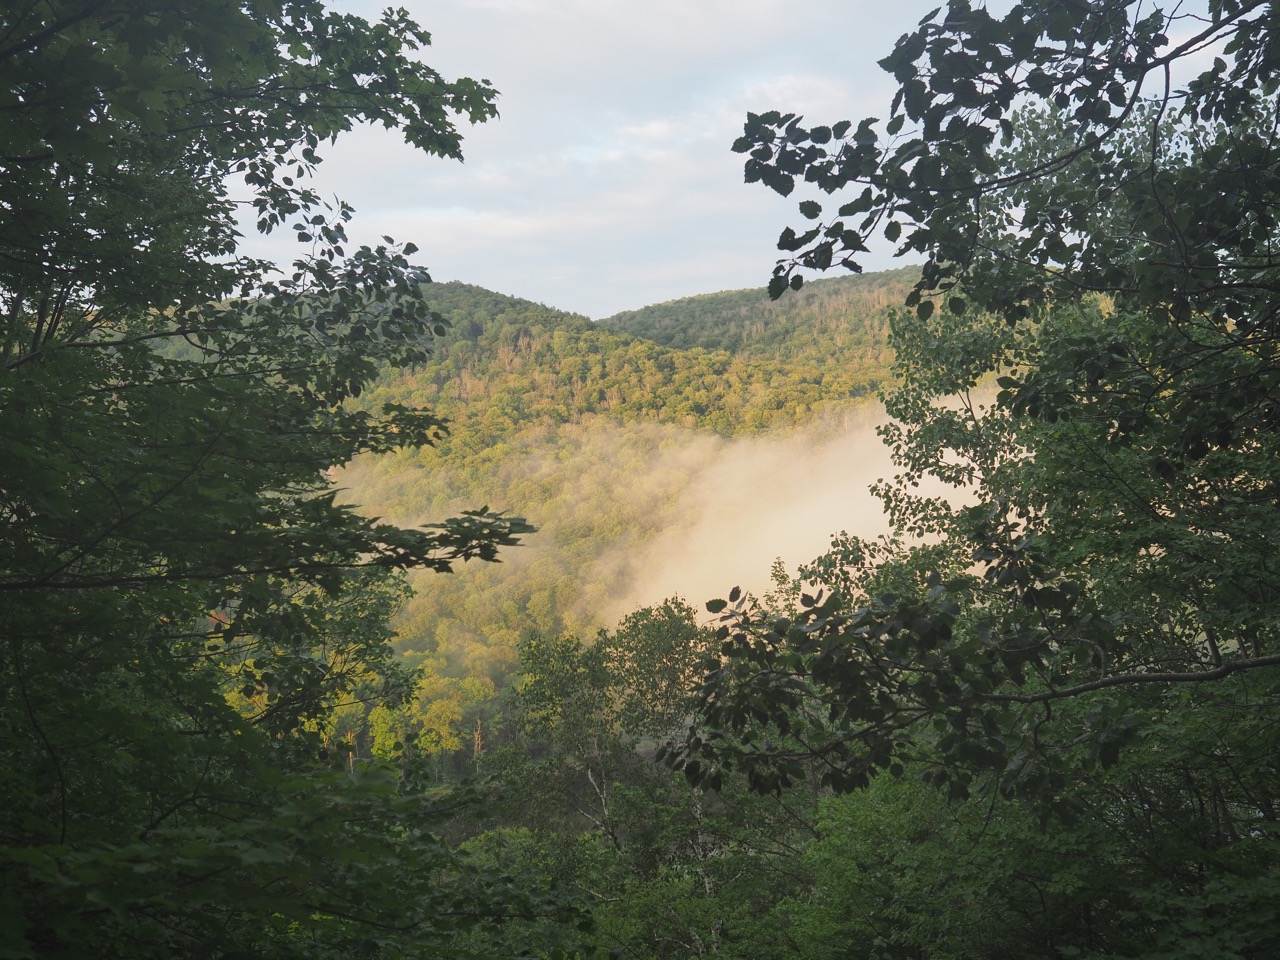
top-left (5, 2), bottom-right (1280, 959)
top-left (335, 274), bottom-right (904, 724)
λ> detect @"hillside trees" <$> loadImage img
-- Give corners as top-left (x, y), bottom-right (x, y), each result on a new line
top-left (677, 0), bottom-right (1280, 798)
top-left (664, 2), bottom-right (1280, 954)
top-left (452, 601), bottom-right (821, 960)
top-left (0, 3), bottom-right (550, 957)
top-left (324, 278), bottom-right (898, 731)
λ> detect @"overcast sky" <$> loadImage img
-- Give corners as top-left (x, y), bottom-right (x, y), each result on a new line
top-left (245, 2), bottom-right (921, 318)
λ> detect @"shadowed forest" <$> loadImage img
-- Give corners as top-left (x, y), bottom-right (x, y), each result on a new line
top-left (5, 2), bottom-right (1280, 959)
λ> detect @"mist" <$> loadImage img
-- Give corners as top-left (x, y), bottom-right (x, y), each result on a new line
top-left (599, 404), bottom-right (904, 620)
top-left (337, 396), bottom-right (971, 664)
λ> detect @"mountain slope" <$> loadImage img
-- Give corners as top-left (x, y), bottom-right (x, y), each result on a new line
top-left (365, 279), bottom-right (894, 456)
top-left (597, 266), bottom-right (916, 364)
top-left (336, 273), bottom-right (906, 741)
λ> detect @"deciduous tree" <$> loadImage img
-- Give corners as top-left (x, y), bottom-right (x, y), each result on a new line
top-left (673, 0), bottom-right (1280, 797)
top-left (0, 3), bottom-right (554, 956)
top-left (664, 5), bottom-right (1280, 953)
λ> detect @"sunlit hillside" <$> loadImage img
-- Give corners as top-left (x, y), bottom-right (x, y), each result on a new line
top-left (599, 265), bottom-right (918, 361)
top-left (338, 271), bottom-right (912, 688)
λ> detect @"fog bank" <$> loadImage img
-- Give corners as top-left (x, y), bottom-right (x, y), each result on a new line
top-left (599, 404), bottom-right (911, 620)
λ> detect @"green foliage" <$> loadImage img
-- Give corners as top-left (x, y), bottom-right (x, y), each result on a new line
top-left (599, 268), bottom-right (911, 367)
top-left (3, 0), bottom-right (495, 326)
top-left (683, 0), bottom-right (1280, 794)
top-left (359, 279), bottom-right (891, 451)
top-left (765, 695), bottom-right (1280, 959)
top-left (457, 603), bottom-right (821, 960)
top-left (663, 4), bottom-right (1280, 957)
top-left (738, 2), bottom-right (1280, 328)
top-left (0, 4), bottom-right (569, 957)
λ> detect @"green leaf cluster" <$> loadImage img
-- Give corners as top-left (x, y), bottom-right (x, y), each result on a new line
top-left (662, 3), bottom-right (1280, 956)
top-left (0, 4), bottom-right (573, 957)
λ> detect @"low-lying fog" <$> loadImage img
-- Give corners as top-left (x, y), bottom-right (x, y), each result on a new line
top-left (339, 397), bottom-right (968, 653)
top-left (602, 404), bottom-right (903, 618)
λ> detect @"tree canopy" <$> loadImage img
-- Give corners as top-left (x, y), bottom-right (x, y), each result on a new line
top-left (12, 1), bottom-right (1280, 956)
top-left (0, 4), bottom-right (556, 957)
top-left (669, 0), bottom-right (1280, 790)
top-left (654, 4), bottom-right (1280, 952)
top-left (737, 0), bottom-right (1279, 323)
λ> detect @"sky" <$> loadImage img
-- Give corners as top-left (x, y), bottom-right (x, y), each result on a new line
top-left (243, 1), bottom-right (918, 319)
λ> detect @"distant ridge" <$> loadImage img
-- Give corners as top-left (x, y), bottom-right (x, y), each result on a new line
top-left (372, 273), bottom-right (895, 455)
top-left (597, 265), bottom-right (918, 363)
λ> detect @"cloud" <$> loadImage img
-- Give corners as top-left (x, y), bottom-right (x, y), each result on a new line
top-left (238, 1), bottom-right (916, 317)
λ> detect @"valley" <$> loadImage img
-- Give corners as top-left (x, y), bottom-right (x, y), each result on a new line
top-left (333, 269), bottom-right (913, 737)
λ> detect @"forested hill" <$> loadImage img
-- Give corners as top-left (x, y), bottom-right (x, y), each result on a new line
top-left (598, 265), bottom-right (917, 361)
top-left (336, 273), bottom-right (902, 714)
top-left (362, 275), bottom-right (898, 455)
